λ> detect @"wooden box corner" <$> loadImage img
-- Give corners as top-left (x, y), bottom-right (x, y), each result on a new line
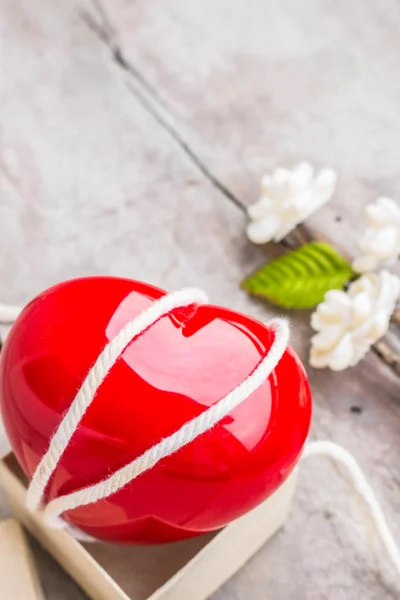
top-left (0, 453), bottom-right (296, 600)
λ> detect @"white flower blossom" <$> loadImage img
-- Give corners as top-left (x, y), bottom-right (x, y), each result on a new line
top-left (246, 162), bottom-right (337, 244)
top-left (310, 271), bottom-right (400, 371)
top-left (352, 197), bottom-right (400, 273)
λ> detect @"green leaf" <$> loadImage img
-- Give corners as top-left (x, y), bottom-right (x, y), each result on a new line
top-left (242, 242), bottom-right (356, 309)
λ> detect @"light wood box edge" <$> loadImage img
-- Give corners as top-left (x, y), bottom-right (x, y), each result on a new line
top-left (0, 518), bottom-right (46, 600)
top-left (0, 452), bottom-right (297, 600)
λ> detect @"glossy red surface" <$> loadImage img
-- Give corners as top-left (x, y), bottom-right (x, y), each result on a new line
top-left (0, 277), bottom-right (311, 544)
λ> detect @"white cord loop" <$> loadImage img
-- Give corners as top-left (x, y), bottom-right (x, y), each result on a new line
top-left (23, 288), bottom-right (289, 528)
top-left (302, 440), bottom-right (400, 582)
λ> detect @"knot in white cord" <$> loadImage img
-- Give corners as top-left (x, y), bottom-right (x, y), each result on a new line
top-left (25, 287), bottom-right (289, 529)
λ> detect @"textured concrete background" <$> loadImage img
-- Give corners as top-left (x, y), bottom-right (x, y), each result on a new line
top-left (0, 1), bottom-right (400, 598)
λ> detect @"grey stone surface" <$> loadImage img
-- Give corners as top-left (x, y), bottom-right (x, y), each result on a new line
top-left (0, 0), bottom-right (400, 597)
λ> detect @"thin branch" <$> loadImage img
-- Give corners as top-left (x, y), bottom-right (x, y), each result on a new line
top-left (288, 225), bottom-right (312, 246)
top-left (80, 4), bottom-right (246, 214)
top-left (372, 341), bottom-right (400, 377)
top-left (391, 306), bottom-right (400, 328)
top-left (76, 5), bottom-right (400, 379)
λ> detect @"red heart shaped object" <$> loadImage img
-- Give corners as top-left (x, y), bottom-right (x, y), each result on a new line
top-left (0, 277), bottom-right (311, 544)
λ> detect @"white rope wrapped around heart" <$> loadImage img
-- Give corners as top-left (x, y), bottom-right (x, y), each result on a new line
top-left (0, 290), bottom-right (399, 585)
top-left (25, 287), bottom-right (290, 526)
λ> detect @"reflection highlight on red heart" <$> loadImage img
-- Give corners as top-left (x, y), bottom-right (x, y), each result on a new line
top-left (0, 277), bottom-right (311, 543)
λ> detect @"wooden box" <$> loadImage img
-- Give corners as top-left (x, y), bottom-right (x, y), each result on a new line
top-left (0, 453), bottom-right (296, 600)
top-left (0, 518), bottom-right (45, 599)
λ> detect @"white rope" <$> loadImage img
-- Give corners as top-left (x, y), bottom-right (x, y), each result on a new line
top-left (1, 294), bottom-right (399, 587)
top-left (23, 288), bottom-right (289, 529)
top-left (302, 440), bottom-right (400, 583)
top-left (26, 287), bottom-right (208, 515)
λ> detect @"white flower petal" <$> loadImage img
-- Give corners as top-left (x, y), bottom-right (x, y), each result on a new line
top-left (290, 162), bottom-right (314, 192)
top-left (248, 163), bottom-right (336, 245)
top-left (350, 338), bottom-right (372, 365)
top-left (350, 292), bottom-right (372, 327)
top-left (291, 189), bottom-right (314, 212)
top-left (375, 270), bottom-right (400, 312)
top-left (310, 325), bottom-right (344, 351)
top-left (327, 333), bottom-right (355, 371)
top-left (268, 169), bottom-right (291, 201)
top-left (272, 167), bottom-right (290, 186)
top-left (274, 215), bottom-right (303, 241)
top-left (329, 333), bottom-right (354, 371)
top-left (311, 302), bottom-right (346, 328)
top-left (365, 201), bottom-right (395, 228)
top-left (312, 167), bottom-right (337, 196)
top-left (302, 169), bottom-right (337, 215)
top-left (324, 289), bottom-right (352, 309)
top-left (310, 312), bottom-right (324, 331)
top-left (247, 196), bottom-right (274, 221)
top-left (364, 227), bottom-right (398, 260)
top-left (376, 197), bottom-right (400, 221)
top-left (246, 215), bottom-right (280, 244)
top-left (352, 254), bottom-right (380, 273)
top-left (309, 347), bottom-right (330, 369)
top-left (356, 198), bottom-right (400, 271)
top-left (260, 174), bottom-right (273, 195)
top-left (288, 171), bottom-right (336, 224)
top-left (348, 275), bottom-right (374, 298)
top-left (309, 270), bottom-right (399, 371)
top-left (369, 310), bottom-right (390, 339)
